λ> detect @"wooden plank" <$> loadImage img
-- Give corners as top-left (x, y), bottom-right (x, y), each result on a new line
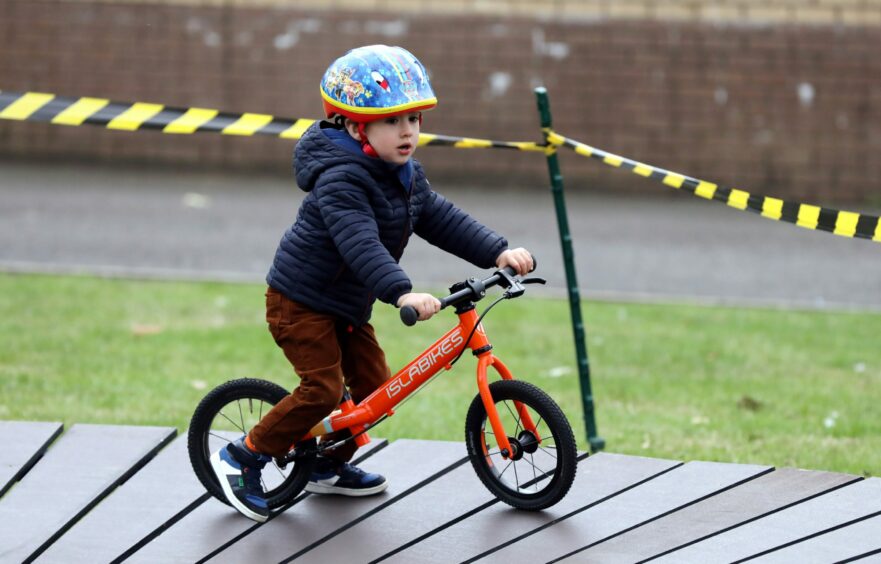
top-left (39, 429), bottom-right (382, 562)
top-left (37, 434), bottom-right (203, 563)
top-left (0, 421), bottom-right (63, 498)
top-left (381, 452), bottom-right (681, 564)
top-left (296, 460), bottom-right (500, 564)
top-left (298, 447), bottom-right (585, 563)
top-left (126, 438), bottom-right (454, 563)
top-left (653, 478), bottom-right (881, 563)
top-left (747, 513), bottom-right (881, 563)
top-left (572, 467), bottom-right (860, 563)
top-left (0, 424), bottom-right (175, 563)
top-left (477, 460), bottom-right (771, 563)
top-left (210, 439), bottom-right (466, 564)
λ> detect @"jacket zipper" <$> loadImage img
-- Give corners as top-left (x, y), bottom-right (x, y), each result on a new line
top-left (394, 176), bottom-right (413, 259)
top-left (361, 177), bottom-right (413, 324)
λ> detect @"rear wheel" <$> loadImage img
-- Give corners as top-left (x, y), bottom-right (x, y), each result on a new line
top-left (465, 380), bottom-right (577, 510)
top-left (187, 378), bottom-right (315, 509)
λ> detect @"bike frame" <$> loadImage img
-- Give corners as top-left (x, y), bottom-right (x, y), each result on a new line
top-left (300, 307), bottom-right (539, 459)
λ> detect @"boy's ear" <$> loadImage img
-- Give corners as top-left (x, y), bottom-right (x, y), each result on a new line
top-left (342, 118), bottom-right (361, 141)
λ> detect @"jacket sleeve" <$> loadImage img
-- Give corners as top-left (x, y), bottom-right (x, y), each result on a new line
top-left (314, 174), bottom-right (412, 306)
top-left (414, 188), bottom-right (508, 269)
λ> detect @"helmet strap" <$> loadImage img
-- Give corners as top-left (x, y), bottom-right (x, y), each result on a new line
top-left (357, 122), bottom-right (378, 158)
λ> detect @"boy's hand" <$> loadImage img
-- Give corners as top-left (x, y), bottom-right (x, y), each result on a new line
top-left (496, 248), bottom-right (533, 276)
top-left (397, 292), bottom-right (442, 321)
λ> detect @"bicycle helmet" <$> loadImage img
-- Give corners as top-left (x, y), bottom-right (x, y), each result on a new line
top-left (320, 44), bottom-right (437, 123)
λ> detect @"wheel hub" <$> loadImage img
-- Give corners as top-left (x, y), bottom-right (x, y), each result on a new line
top-left (517, 430), bottom-right (539, 454)
top-left (505, 437), bottom-right (522, 460)
top-left (504, 430), bottom-right (540, 461)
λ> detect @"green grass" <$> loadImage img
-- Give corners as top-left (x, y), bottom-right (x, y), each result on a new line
top-left (2, 272), bottom-right (880, 476)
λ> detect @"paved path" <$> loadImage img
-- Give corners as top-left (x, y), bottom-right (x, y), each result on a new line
top-left (1, 421), bottom-right (879, 563)
top-left (1, 162), bottom-right (879, 310)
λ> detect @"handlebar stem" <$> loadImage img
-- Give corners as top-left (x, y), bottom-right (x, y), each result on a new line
top-left (441, 277), bottom-right (487, 311)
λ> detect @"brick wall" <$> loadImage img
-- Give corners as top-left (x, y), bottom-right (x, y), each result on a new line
top-left (2, 0), bottom-right (880, 204)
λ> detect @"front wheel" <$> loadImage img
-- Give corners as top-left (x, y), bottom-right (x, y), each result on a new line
top-left (187, 378), bottom-right (315, 510)
top-left (465, 379), bottom-right (577, 510)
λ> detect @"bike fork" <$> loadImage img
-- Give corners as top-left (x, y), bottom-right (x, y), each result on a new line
top-left (476, 355), bottom-right (541, 459)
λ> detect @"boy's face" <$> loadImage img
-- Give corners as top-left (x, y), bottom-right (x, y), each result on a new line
top-left (348, 112), bottom-right (421, 165)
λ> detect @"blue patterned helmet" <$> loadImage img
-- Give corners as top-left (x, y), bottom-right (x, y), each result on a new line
top-left (321, 45), bottom-right (437, 122)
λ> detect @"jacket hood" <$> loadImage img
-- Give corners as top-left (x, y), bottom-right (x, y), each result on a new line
top-left (294, 121), bottom-right (398, 192)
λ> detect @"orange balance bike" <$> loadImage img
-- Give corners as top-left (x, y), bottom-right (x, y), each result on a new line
top-left (188, 265), bottom-right (578, 511)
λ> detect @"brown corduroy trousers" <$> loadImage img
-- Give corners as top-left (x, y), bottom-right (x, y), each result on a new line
top-left (248, 287), bottom-right (391, 460)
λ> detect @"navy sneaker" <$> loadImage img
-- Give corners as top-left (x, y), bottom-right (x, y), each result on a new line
top-left (210, 437), bottom-right (273, 522)
top-left (304, 456), bottom-right (388, 496)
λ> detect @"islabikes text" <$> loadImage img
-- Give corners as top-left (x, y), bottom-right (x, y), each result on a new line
top-left (387, 329), bottom-right (464, 398)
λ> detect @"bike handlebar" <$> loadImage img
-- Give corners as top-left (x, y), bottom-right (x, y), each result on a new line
top-left (399, 256), bottom-right (538, 326)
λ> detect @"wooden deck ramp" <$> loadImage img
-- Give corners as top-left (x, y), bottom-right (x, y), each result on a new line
top-left (1, 421), bottom-right (879, 563)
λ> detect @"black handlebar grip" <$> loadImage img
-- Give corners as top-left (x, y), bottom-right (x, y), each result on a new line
top-left (400, 305), bottom-right (419, 326)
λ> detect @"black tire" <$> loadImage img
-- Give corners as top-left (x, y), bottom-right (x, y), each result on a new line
top-left (465, 380), bottom-right (577, 510)
top-left (187, 378), bottom-right (315, 509)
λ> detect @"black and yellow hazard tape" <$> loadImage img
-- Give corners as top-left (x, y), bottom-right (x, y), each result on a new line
top-left (545, 131), bottom-right (881, 243)
top-left (417, 132), bottom-right (547, 152)
top-left (0, 90), bottom-right (546, 152)
top-left (2, 89), bottom-right (877, 243)
top-left (0, 90), bottom-right (315, 139)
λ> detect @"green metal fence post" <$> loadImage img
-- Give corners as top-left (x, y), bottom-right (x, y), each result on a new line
top-left (534, 87), bottom-right (605, 452)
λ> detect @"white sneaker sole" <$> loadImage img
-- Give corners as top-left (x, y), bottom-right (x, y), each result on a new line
top-left (210, 450), bottom-right (268, 523)
top-left (304, 480), bottom-right (389, 497)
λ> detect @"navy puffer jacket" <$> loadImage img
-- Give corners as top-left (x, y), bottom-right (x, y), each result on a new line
top-left (266, 121), bottom-right (508, 326)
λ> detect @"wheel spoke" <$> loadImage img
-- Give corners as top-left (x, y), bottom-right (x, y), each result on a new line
top-left (530, 453), bottom-right (538, 487)
top-left (503, 401), bottom-right (522, 435)
top-left (534, 415), bottom-right (545, 435)
top-left (538, 445), bottom-right (559, 461)
top-left (520, 454), bottom-right (554, 477)
top-left (520, 464), bottom-right (554, 489)
top-left (217, 409), bottom-right (246, 433)
top-left (511, 456), bottom-right (520, 491)
top-left (208, 431), bottom-right (233, 444)
top-left (497, 459), bottom-right (514, 480)
top-left (482, 417), bottom-right (494, 438)
top-left (237, 400), bottom-right (245, 434)
top-left (521, 475), bottom-right (551, 490)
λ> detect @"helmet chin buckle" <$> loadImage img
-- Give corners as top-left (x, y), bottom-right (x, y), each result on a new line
top-left (362, 142), bottom-right (378, 158)
top-left (356, 122), bottom-right (379, 158)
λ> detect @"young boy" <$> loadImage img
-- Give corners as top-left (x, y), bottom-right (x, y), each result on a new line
top-left (211, 44), bottom-right (533, 522)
